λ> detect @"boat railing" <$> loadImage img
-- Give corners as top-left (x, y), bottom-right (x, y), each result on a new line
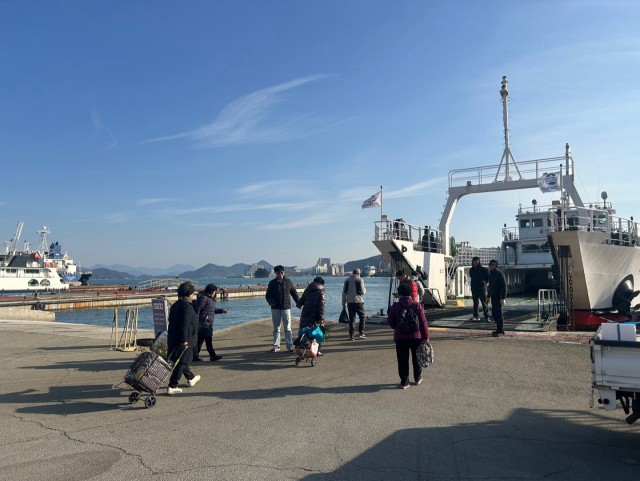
top-left (374, 220), bottom-right (444, 254)
top-left (548, 206), bottom-right (639, 247)
top-left (448, 156), bottom-right (565, 189)
top-left (502, 227), bottom-right (519, 241)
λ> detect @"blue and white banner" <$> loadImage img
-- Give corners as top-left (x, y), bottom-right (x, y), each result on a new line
top-left (538, 172), bottom-right (561, 193)
top-left (362, 190), bottom-right (382, 209)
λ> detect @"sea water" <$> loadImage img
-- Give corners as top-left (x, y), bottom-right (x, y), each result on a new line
top-left (54, 277), bottom-right (395, 333)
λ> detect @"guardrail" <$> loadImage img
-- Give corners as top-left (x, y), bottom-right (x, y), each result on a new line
top-left (548, 207), bottom-right (639, 247)
top-left (374, 220), bottom-right (444, 254)
top-left (502, 227), bottom-right (519, 241)
top-left (448, 157), bottom-right (565, 188)
top-left (138, 278), bottom-right (200, 290)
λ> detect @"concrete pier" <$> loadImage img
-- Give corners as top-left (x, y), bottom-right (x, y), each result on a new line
top-left (0, 319), bottom-right (635, 480)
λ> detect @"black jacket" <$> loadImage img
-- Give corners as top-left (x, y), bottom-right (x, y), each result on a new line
top-left (469, 264), bottom-right (489, 292)
top-left (167, 297), bottom-right (198, 355)
top-left (297, 282), bottom-right (325, 329)
top-left (488, 268), bottom-right (507, 300)
top-left (194, 292), bottom-right (224, 336)
top-left (265, 277), bottom-right (300, 310)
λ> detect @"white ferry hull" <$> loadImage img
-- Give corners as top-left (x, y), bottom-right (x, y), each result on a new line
top-left (0, 270), bottom-right (67, 292)
top-left (549, 230), bottom-right (640, 311)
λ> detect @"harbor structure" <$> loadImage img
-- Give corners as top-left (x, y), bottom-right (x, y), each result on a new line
top-left (243, 263), bottom-right (266, 278)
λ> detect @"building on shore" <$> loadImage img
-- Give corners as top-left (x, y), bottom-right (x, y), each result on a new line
top-left (454, 242), bottom-right (500, 266)
top-left (312, 258), bottom-right (344, 276)
top-left (243, 263), bottom-right (265, 278)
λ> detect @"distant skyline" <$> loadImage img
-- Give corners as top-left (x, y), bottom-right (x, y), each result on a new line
top-left (2, 1), bottom-right (639, 267)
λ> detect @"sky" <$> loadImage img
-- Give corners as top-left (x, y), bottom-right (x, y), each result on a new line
top-left (1, 1), bottom-right (640, 269)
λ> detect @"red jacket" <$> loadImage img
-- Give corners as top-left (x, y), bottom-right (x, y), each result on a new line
top-left (387, 297), bottom-right (429, 341)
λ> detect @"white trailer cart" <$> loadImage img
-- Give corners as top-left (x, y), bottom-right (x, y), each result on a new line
top-left (589, 324), bottom-right (640, 424)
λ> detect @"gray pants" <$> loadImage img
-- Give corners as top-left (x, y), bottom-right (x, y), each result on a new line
top-left (271, 309), bottom-right (293, 349)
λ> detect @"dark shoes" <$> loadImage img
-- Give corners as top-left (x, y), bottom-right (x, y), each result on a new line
top-left (492, 331), bottom-right (505, 337)
top-left (349, 336), bottom-right (355, 341)
top-left (210, 355), bottom-right (223, 362)
top-left (192, 357), bottom-right (203, 362)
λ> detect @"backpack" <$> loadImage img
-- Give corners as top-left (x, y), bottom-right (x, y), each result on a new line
top-left (396, 299), bottom-right (420, 334)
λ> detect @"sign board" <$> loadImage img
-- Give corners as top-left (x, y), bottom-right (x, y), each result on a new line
top-left (151, 298), bottom-right (168, 337)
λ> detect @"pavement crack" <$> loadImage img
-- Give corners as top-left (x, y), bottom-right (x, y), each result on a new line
top-left (4, 413), bottom-right (155, 475)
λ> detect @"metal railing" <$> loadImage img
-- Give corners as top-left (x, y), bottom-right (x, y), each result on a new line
top-left (374, 220), bottom-right (444, 254)
top-left (448, 157), bottom-right (566, 188)
top-left (138, 278), bottom-right (200, 290)
top-left (502, 227), bottom-right (519, 241)
top-left (548, 206), bottom-right (639, 247)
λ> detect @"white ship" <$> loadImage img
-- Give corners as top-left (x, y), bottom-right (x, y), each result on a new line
top-left (363, 265), bottom-right (376, 277)
top-left (372, 76), bottom-right (640, 328)
top-left (1, 222), bottom-right (68, 292)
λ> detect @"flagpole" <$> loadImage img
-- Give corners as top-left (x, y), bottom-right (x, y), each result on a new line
top-left (380, 185), bottom-right (383, 223)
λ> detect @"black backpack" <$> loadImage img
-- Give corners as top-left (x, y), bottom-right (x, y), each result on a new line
top-left (396, 299), bottom-right (420, 334)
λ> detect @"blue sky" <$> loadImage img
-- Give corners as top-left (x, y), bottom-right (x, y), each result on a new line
top-left (1, 1), bottom-right (639, 269)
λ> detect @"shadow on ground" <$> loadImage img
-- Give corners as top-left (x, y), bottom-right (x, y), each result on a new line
top-left (301, 408), bottom-right (640, 480)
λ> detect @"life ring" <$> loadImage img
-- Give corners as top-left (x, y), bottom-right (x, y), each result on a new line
top-left (37, 302), bottom-right (46, 311)
top-left (222, 290), bottom-right (229, 300)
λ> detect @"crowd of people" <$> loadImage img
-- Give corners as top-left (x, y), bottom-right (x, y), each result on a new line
top-left (163, 262), bottom-right (508, 393)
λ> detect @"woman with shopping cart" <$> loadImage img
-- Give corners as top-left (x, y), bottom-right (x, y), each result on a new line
top-left (296, 276), bottom-right (325, 356)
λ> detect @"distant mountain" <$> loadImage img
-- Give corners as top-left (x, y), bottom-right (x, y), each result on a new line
top-left (344, 255), bottom-right (383, 273)
top-left (179, 263), bottom-right (250, 278)
top-left (257, 260), bottom-right (274, 270)
top-left (90, 267), bottom-right (138, 280)
top-left (88, 264), bottom-right (197, 277)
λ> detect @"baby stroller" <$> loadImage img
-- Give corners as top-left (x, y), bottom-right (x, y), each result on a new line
top-left (117, 333), bottom-right (184, 408)
top-left (293, 325), bottom-right (324, 367)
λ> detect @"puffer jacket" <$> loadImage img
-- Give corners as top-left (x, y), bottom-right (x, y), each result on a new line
top-left (193, 292), bottom-right (224, 336)
top-left (167, 297), bottom-right (198, 355)
top-left (387, 297), bottom-right (429, 341)
top-left (265, 277), bottom-right (300, 310)
top-left (469, 264), bottom-right (489, 293)
top-left (297, 281), bottom-right (325, 329)
top-left (488, 268), bottom-right (507, 300)
top-left (342, 275), bottom-right (366, 304)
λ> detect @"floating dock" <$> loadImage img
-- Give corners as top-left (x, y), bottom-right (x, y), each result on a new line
top-left (0, 284), bottom-right (307, 311)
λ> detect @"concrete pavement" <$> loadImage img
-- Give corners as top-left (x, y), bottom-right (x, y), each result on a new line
top-left (0, 319), bottom-right (638, 480)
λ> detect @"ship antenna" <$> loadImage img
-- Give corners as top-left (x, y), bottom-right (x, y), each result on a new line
top-left (37, 226), bottom-right (50, 257)
top-left (494, 76), bottom-right (524, 182)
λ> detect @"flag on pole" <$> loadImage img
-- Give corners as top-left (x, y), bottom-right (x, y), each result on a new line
top-left (538, 172), bottom-right (561, 193)
top-left (362, 190), bottom-right (382, 209)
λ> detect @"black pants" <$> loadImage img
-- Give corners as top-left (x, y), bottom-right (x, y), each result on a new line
top-left (472, 289), bottom-right (488, 318)
top-left (168, 346), bottom-right (195, 388)
top-left (491, 297), bottom-right (504, 333)
top-left (196, 335), bottom-right (216, 359)
top-left (347, 303), bottom-right (366, 337)
top-left (395, 338), bottom-right (423, 385)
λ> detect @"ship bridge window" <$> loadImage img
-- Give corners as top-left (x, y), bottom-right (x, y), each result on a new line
top-left (25, 269), bottom-right (40, 275)
top-left (522, 242), bottom-right (550, 253)
top-left (520, 219), bottom-right (531, 228)
top-left (532, 218), bottom-right (543, 227)
top-left (8, 268), bottom-right (16, 274)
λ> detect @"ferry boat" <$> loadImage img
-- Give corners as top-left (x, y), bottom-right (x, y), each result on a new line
top-left (1, 222), bottom-right (92, 292)
top-left (363, 265), bottom-right (376, 277)
top-left (371, 76), bottom-right (639, 328)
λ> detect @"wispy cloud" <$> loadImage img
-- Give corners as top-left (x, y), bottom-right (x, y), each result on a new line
top-left (157, 201), bottom-right (316, 216)
top-left (259, 213), bottom-right (336, 230)
top-left (338, 177), bottom-right (447, 203)
top-left (105, 212), bottom-right (130, 224)
top-left (142, 75), bottom-right (329, 148)
top-left (188, 222), bottom-right (229, 227)
top-left (91, 110), bottom-right (118, 152)
top-left (235, 180), bottom-right (316, 199)
top-left (137, 198), bottom-right (178, 206)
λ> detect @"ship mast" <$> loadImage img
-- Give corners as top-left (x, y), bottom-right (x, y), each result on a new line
top-left (9, 221), bottom-right (24, 254)
top-left (37, 226), bottom-right (50, 257)
top-left (494, 76), bottom-right (523, 182)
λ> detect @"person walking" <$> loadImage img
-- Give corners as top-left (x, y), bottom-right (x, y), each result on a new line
top-left (488, 260), bottom-right (507, 337)
top-left (411, 270), bottom-right (425, 302)
top-left (193, 283), bottom-right (228, 362)
top-left (342, 268), bottom-right (367, 341)
top-left (167, 282), bottom-right (201, 395)
top-left (468, 257), bottom-right (490, 321)
top-left (297, 276), bottom-right (325, 355)
top-left (387, 283), bottom-right (429, 389)
top-left (265, 265), bottom-right (300, 352)
top-left (394, 270), bottom-right (418, 302)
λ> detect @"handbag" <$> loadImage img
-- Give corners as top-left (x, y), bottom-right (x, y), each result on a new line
top-left (416, 340), bottom-right (433, 368)
top-left (339, 308), bottom-right (349, 323)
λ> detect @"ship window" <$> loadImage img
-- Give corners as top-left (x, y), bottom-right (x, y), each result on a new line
top-left (25, 269), bottom-right (40, 274)
top-left (28, 279), bottom-right (38, 286)
top-left (520, 219), bottom-right (531, 228)
top-left (8, 269), bottom-right (17, 273)
top-left (532, 218), bottom-right (543, 227)
top-left (40, 279), bottom-right (50, 286)
top-left (522, 242), bottom-right (550, 253)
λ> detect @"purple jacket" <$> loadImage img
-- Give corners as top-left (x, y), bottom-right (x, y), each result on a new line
top-left (387, 297), bottom-right (429, 341)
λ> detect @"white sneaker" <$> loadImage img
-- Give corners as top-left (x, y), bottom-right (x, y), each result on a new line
top-left (167, 387), bottom-right (182, 395)
top-left (187, 375), bottom-right (201, 387)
